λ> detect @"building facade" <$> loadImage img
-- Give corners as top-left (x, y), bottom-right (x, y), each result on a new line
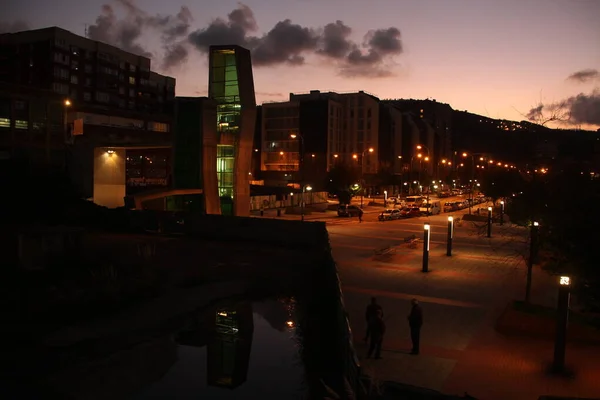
top-left (172, 96), bottom-right (218, 213)
top-left (378, 102), bottom-right (404, 175)
top-left (0, 82), bottom-right (66, 168)
top-left (0, 27), bottom-right (175, 198)
top-left (208, 45), bottom-right (256, 217)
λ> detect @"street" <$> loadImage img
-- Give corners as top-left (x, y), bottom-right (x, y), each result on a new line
top-left (317, 202), bottom-right (599, 400)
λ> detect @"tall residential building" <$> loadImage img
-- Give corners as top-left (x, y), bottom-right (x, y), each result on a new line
top-left (0, 82), bottom-right (66, 168)
top-left (259, 90), bottom-right (404, 189)
top-left (378, 103), bottom-right (404, 175)
top-left (259, 93), bottom-right (342, 189)
top-left (290, 90), bottom-right (379, 174)
top-left (0, 27), bottom-right (175, 198)
top-left (385, 99), bottom-right (453, 163)
top-left (208, 45), bottom-right (256, 216)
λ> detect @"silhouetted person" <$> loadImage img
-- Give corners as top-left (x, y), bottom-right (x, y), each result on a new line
top-left (367, 309), bottom-right (385, 359)
top-left (364, 297), bottom-right (383, 342)
top-left (407, 298), bottom-right (423, 355)
top-left (358, 209), bottom-right (364, 223)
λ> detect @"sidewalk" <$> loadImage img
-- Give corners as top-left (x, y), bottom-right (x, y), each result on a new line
top-left (339, 226), bottom-right (600, 400)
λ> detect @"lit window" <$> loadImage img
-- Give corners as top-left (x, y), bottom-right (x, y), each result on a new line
top-left (151, 122), bottom-right (169, 132)
top-left (15, 120), bottom-right (28, 130)
top-left (129, 76), bottom-right (136, 84)
top-left (0, 118), bottom-right (10, 128)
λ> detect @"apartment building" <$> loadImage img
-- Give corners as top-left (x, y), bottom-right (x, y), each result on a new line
top-left (289, 90), bottom-right (379, 174)
top-left (0, 82), bottom-right (66, 167)
top-left (260, 93), bottom-right (343, 188)
top-left (0, 27), bottom-right (175, 197)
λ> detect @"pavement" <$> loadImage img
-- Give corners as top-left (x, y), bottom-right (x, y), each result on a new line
top-left (323, 209), bottom-right (600, 400)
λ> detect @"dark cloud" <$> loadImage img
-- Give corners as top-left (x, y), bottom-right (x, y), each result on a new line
top-left (0, 20), bottom-right (30, 34)
top-left (567, 69), bottom-right (599, 83)
top-left (187, 3), bottom-right (403, 77)
top-left (188, 3), bottom-right (256, 49)
top-left (162, 43), bottom-right (189, 70)
top-left (318, 20), bottom-right (353, 59)
top-left (252, 20), bottom-right (319, 66)
top-left (88, 0), bottom-right (193, 66)
top-left (527, 89), bottom-right (600, 126)
top-left (567, 90), bottom-right (600, 125)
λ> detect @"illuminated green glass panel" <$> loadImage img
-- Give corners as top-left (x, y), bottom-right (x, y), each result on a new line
top-left (217, 144), bottom-right (235, 198)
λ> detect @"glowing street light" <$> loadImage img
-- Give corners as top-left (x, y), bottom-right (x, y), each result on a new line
top-left (422, 223), bottom-right (431, 272)
top-left (487, 206), bottom-right (493, 238)
top-left (447, 216), bottom-right (454, 256)
top-left (552, 275), bottom-right (572, 374)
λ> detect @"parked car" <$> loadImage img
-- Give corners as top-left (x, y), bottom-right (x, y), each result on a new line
top-left (419, 201), bottom-right (441, 215)
top-left (338, 205), bottom-right (363, 217)
top-left (400, 207), bottom-right (422, 218)
top-left (378, 209), bottom-right (401, 221)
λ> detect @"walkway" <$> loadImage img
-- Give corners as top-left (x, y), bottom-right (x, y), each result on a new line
top-left (334, 221), bottom-right (600, 400)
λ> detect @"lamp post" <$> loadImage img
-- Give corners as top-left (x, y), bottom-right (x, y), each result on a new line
top-left (487, 206), bottom-right (492, 238)
top-left (354, 148), bottom-right (374, 208)
top-left (300, 184), bottom-right (312, 222)
top-left (500, 200), bottom-right (505, 225)
top-left (461, 152), bottom-right (487, 214)
top-left (552, 275), bottom-right (572, 374)
top-left (447, 216), bottom-right (454, 256)
top-left (290, 133), bottom-right (305, 189)
top-left (525, 221), bottom-right (539, 303)
top-left (422, 223), bottom-right (430, 272)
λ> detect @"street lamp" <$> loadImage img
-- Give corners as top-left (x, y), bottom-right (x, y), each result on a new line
top-left (487, 206), bottom-right (492, 238)
top-left (525, 221), bottom-right (540, 303)
top-left (422, 223), bottom-right (430, 272)
top-left (300, 184), bottom-right (312, 221)
top-left (290, 133), bottom-right (305, 189)
top-left (500, 200), bottom-right (505, 225)
top-left (462, 152), bottom-right (487, 214)
top-left (552, 275), bottom-right (572, 374)
top-left (447, 216), bottom-right (454, 256)
top-left (355, 147), bottom-right (374, 208)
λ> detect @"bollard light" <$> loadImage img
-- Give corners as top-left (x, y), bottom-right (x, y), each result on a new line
top-left (552, 275), bottom-right (572, 374)
top-left (487, 207), bottom-right (492, 238)
top-left (447, 216), bottom-right (454, 256)
top-left (525, 221), bottom-right (540, 302)
top-left (500, 200), bottom-right (505, 225)
top-left (559, 276), bottom-right (571, 286)
top-left (422, 224), bottom-right (430, 272)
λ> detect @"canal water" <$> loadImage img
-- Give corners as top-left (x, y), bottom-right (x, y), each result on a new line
top-left (133, 298), bottom-right (307, 399)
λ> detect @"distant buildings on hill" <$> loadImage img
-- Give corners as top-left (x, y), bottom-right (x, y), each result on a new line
top-left (1, 26), bottom-right (598, 213)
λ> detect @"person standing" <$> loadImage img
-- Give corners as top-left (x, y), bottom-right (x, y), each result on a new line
top-left (367, 309), bottom-right (385, 359)
top-left (358, 208), bottom-right (364, 223)
top-left (407, 298), bottom-right (423, 355)
top-left (364, 297), bottom-right (383, 342)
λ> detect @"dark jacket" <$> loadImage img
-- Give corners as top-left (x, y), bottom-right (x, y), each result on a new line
top-left (408, 304), bottom-right (423, 328)
top-left (369, 316), bottom-right (386, 340)
top-left (365, 304), bottom-right (383, 322)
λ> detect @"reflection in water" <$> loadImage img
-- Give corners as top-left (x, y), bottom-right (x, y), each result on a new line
top-left (135, 298), bottom-right (305, 399)
top-left (207, 303), bottom-right (254, 389)
top-left (252, 297), bottom-right (296, 332)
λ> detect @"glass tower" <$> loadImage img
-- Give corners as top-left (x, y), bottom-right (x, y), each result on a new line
top-left (210, 49), bottom-right (242, 215)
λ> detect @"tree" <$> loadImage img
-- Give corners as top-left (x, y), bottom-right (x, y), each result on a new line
top-left (507, 165), bottom-right (600, 310)
top-left (325, 163), bottom-right (360, 204)
top-left (372, 161), bottom-right (395, 188)
top-left (479, 169), bottom-right (525, 204)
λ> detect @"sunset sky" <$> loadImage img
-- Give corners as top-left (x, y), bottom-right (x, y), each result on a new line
top-left (3, 0), bottom-right (599, 128)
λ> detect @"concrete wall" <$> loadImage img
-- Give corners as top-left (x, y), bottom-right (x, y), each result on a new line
top-left (93, 148), bottom-right (126, 208)
top-left (234, 106), bottom-right (257, 217)
top-left (201, 101), bottom-right (221, 215)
